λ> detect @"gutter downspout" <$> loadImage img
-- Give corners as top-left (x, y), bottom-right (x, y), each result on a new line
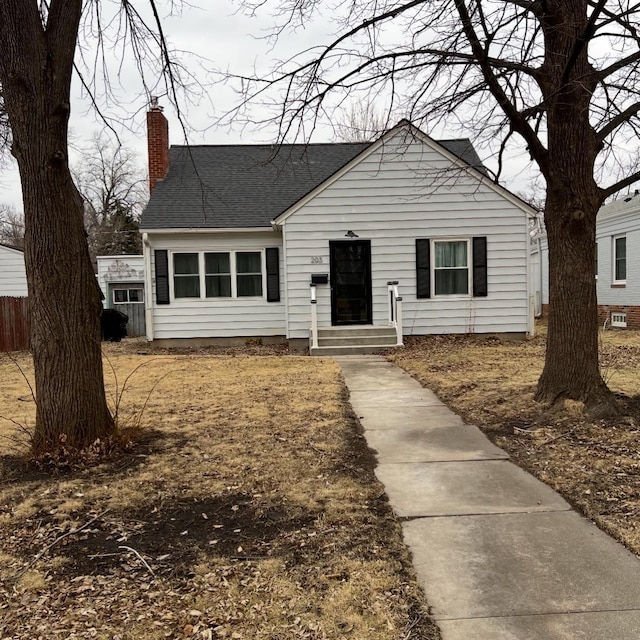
top-left (537, 236), bottom-right (544, 318)
top-left (272, 220), bottom-right (289, 341)
top-left (142, 233), bottom-right (154, 341)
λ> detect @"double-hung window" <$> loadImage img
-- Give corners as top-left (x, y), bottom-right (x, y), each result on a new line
top-left (172, 251), bottom-right (264, 299)
top-left (434, 240), bottom-right (469, 295)
top-left (205, 253), bottom-right (232, 297)
top-left (173, 253), bottom-right (201, 298)
top-left (236, 252), bottom-right (263, 297)
top-left (614, 236), bottom-right (626, 284)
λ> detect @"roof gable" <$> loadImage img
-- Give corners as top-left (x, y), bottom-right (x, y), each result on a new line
top-left (274, 121), bottom-right (533, 224)
top-left (140, 122), bottom-right (492, 230)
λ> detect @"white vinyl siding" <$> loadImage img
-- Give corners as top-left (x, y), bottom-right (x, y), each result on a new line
top-left (534, 201), bottom-right (640, 308)
top-left (597, 210), bottom-right (640, 306)
top-left (147, 231), bottom-right (285, 339)
top-left (0, 245), bottom-right (28, 297)
top-left (282, 133), bottom-right (530, 338)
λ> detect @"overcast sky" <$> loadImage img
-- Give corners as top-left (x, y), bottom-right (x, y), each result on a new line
top-left (0, 0), bottom-right (537, 211)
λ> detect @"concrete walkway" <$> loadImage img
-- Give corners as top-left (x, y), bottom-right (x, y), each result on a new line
top-left (335, 355), bottom-right (640, 640)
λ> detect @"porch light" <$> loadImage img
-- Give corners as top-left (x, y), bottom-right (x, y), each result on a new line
top-left (345, 230), bottom-right (359, 238)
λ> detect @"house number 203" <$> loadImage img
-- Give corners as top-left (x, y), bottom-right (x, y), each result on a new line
top-left (310, 256), bottom-right (323, 264)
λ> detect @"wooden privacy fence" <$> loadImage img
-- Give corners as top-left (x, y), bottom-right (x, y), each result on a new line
top-left (0, 297), bottom-right (30, 352)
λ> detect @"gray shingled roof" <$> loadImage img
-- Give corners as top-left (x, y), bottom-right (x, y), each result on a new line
top-left (140, 136), bottom-right (486, 230)
top-left (598, 192), bottom-right (640, 219)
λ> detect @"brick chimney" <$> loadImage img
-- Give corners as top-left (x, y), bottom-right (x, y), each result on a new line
top-left (147, 97), bottom-right (169, 194)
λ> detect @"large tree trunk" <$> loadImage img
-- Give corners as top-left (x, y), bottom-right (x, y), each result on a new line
top-left (0, 1), bottom-right (115, 455)
top-left (534, 1), bottom-right (617, 416)
top-left (19, 134), bottom-right (115, 455)
top-left (535, 191), bottom-right (615, 414)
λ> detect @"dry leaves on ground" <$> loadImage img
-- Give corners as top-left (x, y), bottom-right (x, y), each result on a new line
top-left (390, 325), bottom-right (640, 553)
top-left (0, 348), bottom-right (437, 640)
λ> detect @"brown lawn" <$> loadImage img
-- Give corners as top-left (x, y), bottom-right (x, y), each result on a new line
top-left (0, 346), bottom-right (437, 640)
top-left (389, 323), bottom-right (640, 554)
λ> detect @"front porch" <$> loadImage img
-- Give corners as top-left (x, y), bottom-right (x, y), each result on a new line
top-left (309, 281), bottom-right (404, 356)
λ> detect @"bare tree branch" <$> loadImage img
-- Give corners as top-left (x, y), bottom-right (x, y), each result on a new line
top-left (218, 0), bottom-right (640, 411)
top-left (597, 101), bottom-right (640, 142)
top-left (602, 168), bottom-right (640, 199)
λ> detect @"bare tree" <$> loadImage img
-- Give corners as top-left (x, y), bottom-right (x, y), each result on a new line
top-left (0, 1), bottom-right (191, 457)
top-left (334, 101), bottom-right (393, 142)
top-left (0, 204), bottom-right (24, 248)
top-left (75, 134), bottom-right (145, 265)
top-left (227, 0), bottom-right (640, 415)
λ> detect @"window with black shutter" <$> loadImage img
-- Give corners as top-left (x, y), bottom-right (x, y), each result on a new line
top-left (154, 250), bottom-right (170, 305)
top-left (416, 239), bottom-right (431, 298)
top-left (472, 236), bottom-right (488, 297)
top-left (265, 247), bottom-right (280, 302)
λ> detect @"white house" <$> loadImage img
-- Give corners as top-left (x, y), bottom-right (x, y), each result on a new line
top-left (0, 243), bottom-right (28, 297)
top-left (532, 192), bottom-right (640, 329)
top-left (96, 255), bottom-right (146, 336)
top-left (140, 104), bottom-right (535, 353)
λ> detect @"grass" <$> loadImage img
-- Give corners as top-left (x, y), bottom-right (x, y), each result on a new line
top-left (0, 346), bottom-right (437, 640)
top-left (389, 322), bottom-right (640, 555)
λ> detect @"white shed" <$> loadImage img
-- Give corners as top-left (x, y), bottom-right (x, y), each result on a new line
top-left (96, 255), bottom-right (146, 336)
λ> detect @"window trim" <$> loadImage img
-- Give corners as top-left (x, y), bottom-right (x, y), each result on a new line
top-left (169, 250), bottom-right (267, 301)
top-left (613, 235), bottom-right (627, 285)
top-left (431, 238), bottom-right (472, 297)
top-left (112, 286), bottom-right (144, 305)
top-left (235, 250), bottom-right (264, 298)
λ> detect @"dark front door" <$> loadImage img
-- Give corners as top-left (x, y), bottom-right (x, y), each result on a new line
top-left (330, 240), bottom-right (372, 325)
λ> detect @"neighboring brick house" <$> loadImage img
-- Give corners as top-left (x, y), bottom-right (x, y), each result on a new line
top-left (532, 192), bottom-right (640, 328)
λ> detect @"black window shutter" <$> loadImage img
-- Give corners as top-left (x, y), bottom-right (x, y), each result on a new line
top-left (416, 239), bottom-right (431, 298)
top-left (472, 237), bottom-right (488, 297)
top-left (265, 247), bottom-right (280, 302)
top-left (154, 249), bottom-right (170, 304)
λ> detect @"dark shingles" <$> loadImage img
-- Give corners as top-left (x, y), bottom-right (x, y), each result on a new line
top-left (140, 137), bottom-right (487, 230)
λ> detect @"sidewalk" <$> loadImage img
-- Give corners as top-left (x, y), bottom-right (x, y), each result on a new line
top-left (335, 355), bottom-right (640, 640)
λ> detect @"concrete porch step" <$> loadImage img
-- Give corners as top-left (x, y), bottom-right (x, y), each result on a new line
top-left (316, 325), bottom-right (396, 338)
top-left (318, 334), bottom-right (398, 347)
top-left (311, 325), bottom-right (400, 356)
top-left (310, 344), bottom-right (400, 356)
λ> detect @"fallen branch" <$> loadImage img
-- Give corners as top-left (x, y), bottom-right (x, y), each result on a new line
top-left (6, 509), bottom-right (109, 583)
top-left (513, 426), bottom-right (537, 435)
top-left (540, 427), bottom-right (578, 446)
top-left (119, 545), bottom-right (155, 577)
